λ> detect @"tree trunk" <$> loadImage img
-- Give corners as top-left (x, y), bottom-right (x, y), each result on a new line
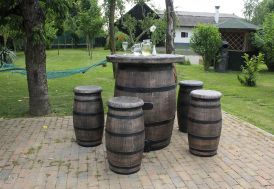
top-left (3, 35), bottom-right (7, 48)
top-left (57, 38), bottom-right (60, 56)
top-left (90, 38), bottom-right (93, 59)
top-left (109, 0), bottom-right (117, 78)
top-left (22, 0), bottom-right (51, 116)
top-left (165, 0), bottom-right (176, 54)
top-left (13, 39), bottom-right (17, 53)
top-left (86, 35), bottom-right (89, 55)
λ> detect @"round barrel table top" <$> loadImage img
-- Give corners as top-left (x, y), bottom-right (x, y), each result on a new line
top-left (179, 80), bottom-right (204, 87)
top-left (106, 54), bottom-right (185, 64)
top-left (74, 86), bottom-right (102, 94)
top-left (108, 96), bottom-right (144, 109)
top-left (190, 90), bottom-right (222, 100)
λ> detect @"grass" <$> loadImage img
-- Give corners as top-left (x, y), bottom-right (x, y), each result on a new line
top-left (0, 48), bottom-right (273, 134)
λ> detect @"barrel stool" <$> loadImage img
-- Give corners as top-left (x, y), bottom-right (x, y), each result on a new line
top-left (105, 96), bottom-right (145, 175)
top-left (73, 86), bottom-right (104, 147)
top-left (177, 80), bottom-right (203, 133)
top-left (188, 90), bottom-right (222, 157)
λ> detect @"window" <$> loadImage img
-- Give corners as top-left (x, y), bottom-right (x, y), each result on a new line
top-left (181, 32), bottom-right (188, 38)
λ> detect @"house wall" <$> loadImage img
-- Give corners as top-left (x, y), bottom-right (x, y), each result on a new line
top-left (174, 27), bottom-right (193, 46)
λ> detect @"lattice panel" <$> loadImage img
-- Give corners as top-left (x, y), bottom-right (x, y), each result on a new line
top-left (221, 32), bottom-right (245, 51)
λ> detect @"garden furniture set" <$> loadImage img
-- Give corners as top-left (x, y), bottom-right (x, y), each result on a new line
top-left (72, 54), bottom-right (223, 175)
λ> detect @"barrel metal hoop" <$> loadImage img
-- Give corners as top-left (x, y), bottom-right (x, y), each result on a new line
top-left (144, 137), bottom-right (170, 152)
top-left (108, 161), bottom-right (141, 169)
top-left (107, 112), bottom-right (143, 120)
top-left (73, 111), bottom-right (104, 116)
top-left (145, 137), bottom-right (170, 145)
top-left (191, 96), bottom-right (221, 102)
top-left (105, 129), bottom-right (145, 137)
top-left (74, 92), bottom-right (101, 96)
top-left (74, 98), bottom-right (102, 102)
top-left (106, 147), bottom-right (143, 155)
top-left (118, 63), bottom-right (172, 71)
top-left (190, 104), bottom-right (221, 109)
top-left (145, 117), bottom-right (175, 128)
top-left (188, 117), bottom-right (222, 124)
top-left (74, 126), bottom-right (103, 131)
top-left (108, 106), bottom-right (141, 112)
top-left (115, 84), bottom-right (176, 93)
top-left (190, 147), bottom-right (217, 153)
top-left (180, 86), bottom-right (202, 90)
top-left (77, 138), bottom-right (102, 142)
top-left (188, 133), bottom-right (220, 140)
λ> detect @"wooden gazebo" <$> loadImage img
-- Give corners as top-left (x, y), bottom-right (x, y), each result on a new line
top-left (217, 18), bottom-right (259, 70)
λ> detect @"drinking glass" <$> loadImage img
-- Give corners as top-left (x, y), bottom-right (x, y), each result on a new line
top-left (131, 43), bottom-right (142, 56)
top-left (122, 42), bottom-right (128, 55)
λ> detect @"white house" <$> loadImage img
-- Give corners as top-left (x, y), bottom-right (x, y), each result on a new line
top-left (157, 9), bottom-right (241, 47)
top-left (117, 3), bottom-right (258, 52)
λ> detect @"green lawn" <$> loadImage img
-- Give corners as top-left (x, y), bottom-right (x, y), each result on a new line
top-left (0, 48), bottom-right (274, 134)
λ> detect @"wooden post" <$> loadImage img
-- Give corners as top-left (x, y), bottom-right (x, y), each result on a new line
top-left (165, 0), bottom-right (176, 54)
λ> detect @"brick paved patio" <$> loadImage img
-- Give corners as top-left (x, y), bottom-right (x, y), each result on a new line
top-left (0, 112), bottom-right (273, 189)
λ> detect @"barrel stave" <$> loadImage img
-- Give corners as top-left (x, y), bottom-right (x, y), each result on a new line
top-left (188, 90), bottom-right (222, 157)
top-left (177, 81), bottom-right (204, 133)
top-left (73, 86), bottom-right (104, 147)
top-left (106, 96), bottom-right (145, 174)
top-left (115, 63), bottom-right (176, 151)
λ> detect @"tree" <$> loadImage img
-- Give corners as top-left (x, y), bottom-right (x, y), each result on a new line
top-left (0, 24), bottom-right (10, 47)
top-left (104, 0), bottom-right (125, 78)
top-left (165, 0), bottom-right (176, 54)
top-left (253, 13), bottom-right (274, 71)
top-left (45, 17), bottom-right (58, 49)
top-left (243, 0), bottom-right (259, 22)
top-left (250, 0), bottom-right (274, 25)
top-left (150, 18), bottom-right (166, 45)
top-left (190, 24), bottom-right (222, 71)
top-left (0, 0), bottom-right (69, 116)
top-left (63, 0), bottom-right (81, 51)
top-left (122, 12), bottom-right (159, 44)
top-left (78, 0), bottom-right (104, 59)
top-left (106, 0), bottom-right (117, 55)
top-left (64, 17), bottom-right (79, 48)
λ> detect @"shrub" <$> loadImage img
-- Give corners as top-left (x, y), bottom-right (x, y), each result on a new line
top-left (237, 53), bottom-right (264, 87)
top-left (190, 24), bottom-right (222, 70)
top-left (253, 13), bottom-right (274, 71)
top-left (115, 31), bottom-right (129, 51)
top-left (0, 47), bottom-right (16, 67)
top-left (104, 31), bottom-right (129, 51)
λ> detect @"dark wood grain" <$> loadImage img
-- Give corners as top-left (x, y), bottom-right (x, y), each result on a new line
top-left (73, 86), bottom-right (104, 147)
top-left (106, 96), bottom-right (145, 175)
top-left (188, 90), bottom-right (222, 157)
top-left (177, 80), bottom-right (203, 133)
top-left (114, 62), bottom-right (176, 151)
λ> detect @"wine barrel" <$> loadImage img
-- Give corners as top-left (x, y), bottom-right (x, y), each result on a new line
top-left (188, 90), bottom-right (222, 157)
top-left (114, 63), bottom-right (176, 152)
top-left (106, 96), bottom-right (145, 175)
top-left (73, 86), bottom-right (104, 147)
top-left (177, 80), bottom-right (203, 133)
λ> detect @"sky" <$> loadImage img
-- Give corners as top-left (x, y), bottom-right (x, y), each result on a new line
top-left (125, 0), bottom-right (245, 18)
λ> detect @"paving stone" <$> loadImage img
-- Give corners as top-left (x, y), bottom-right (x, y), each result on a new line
top-left (0, 113), bottom-right (272, 189)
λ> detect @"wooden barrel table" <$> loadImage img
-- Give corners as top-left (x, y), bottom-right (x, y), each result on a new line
top-left (107, 54), bottom-right (185, 152)
top-left (188, 90), bottom-right (222, 157)
top-left (177, 80), bottom-right (203, 133)
top-left (106, 96), bottom-right (145, 174)
top-left (73, 86), bottom-right (104, 147)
